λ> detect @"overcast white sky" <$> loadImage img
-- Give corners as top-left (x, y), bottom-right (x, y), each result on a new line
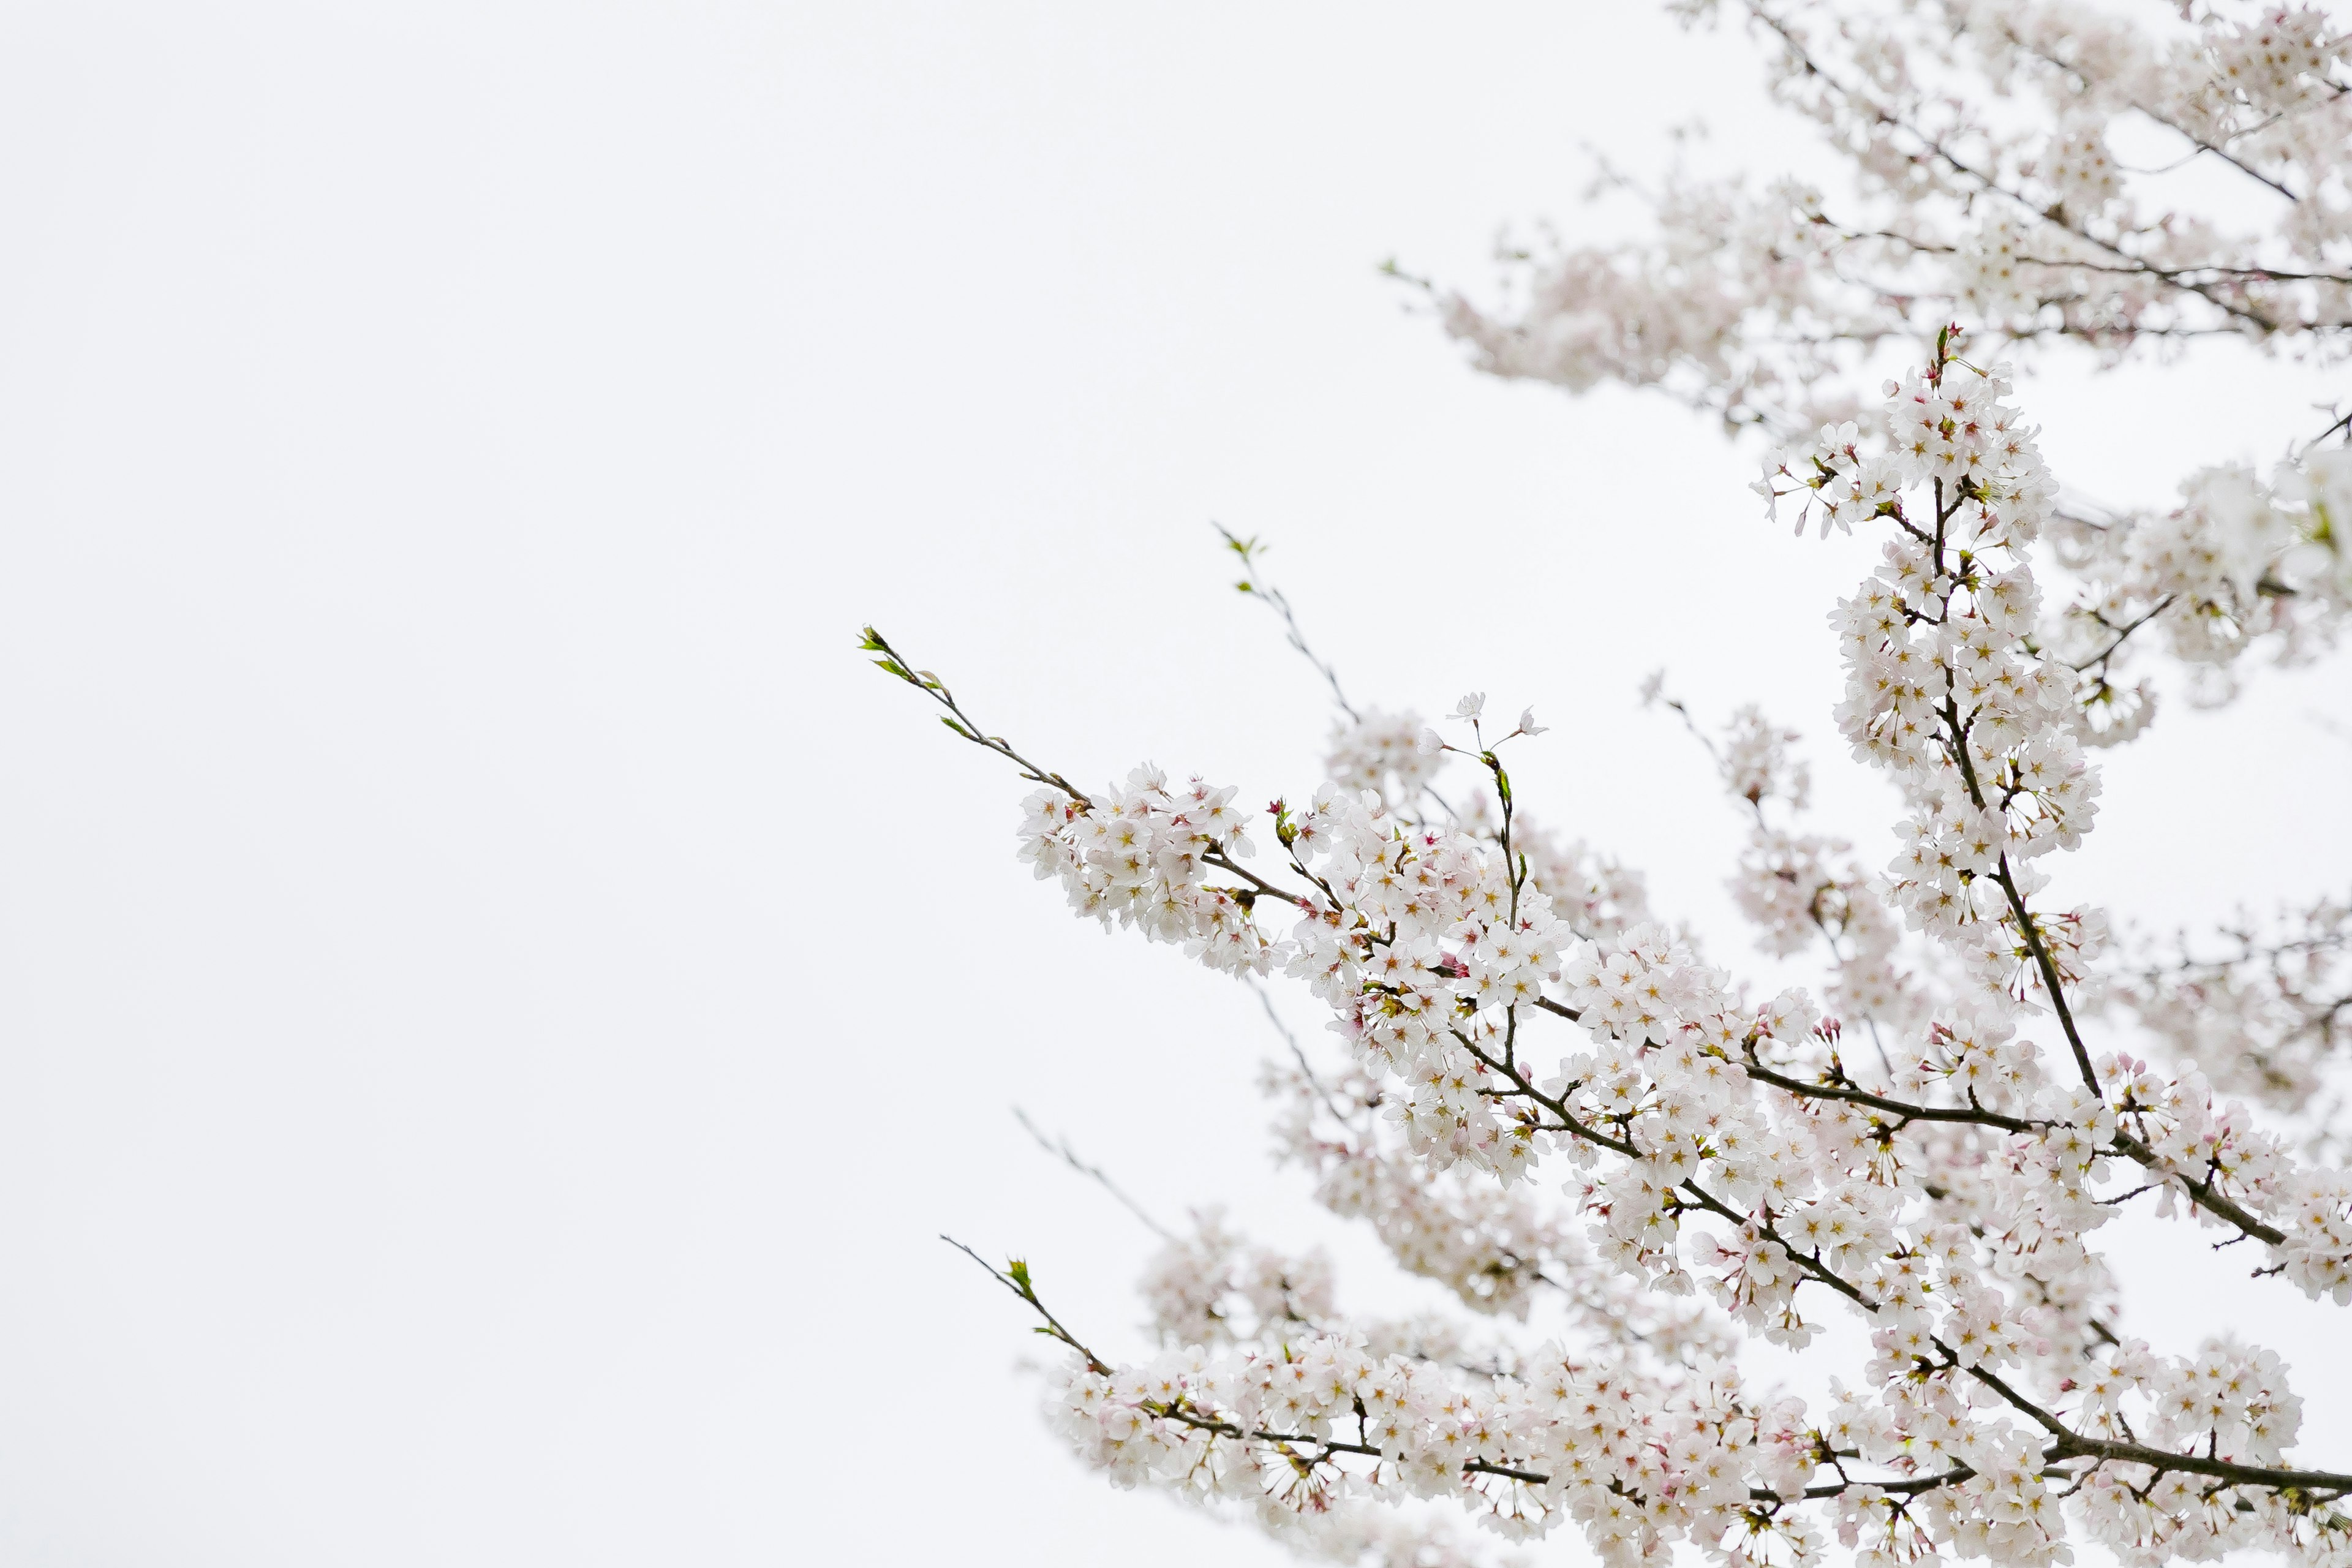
top-left (2, 4), bottom-right (2348, 1564)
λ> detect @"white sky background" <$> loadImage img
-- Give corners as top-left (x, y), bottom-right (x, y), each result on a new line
top-left (1, 2), bottom-right (2349, 1564)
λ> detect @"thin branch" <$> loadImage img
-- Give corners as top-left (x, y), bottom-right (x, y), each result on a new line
top-left (1012, 1108), bottom-right (1177, 1242)
top-left (940, 1236), bottom-right (1112, 1376)
top-left (1217, 526), bottom-right (1359, 723)
top-left (1250, 979), bottom-right (1354, 1126)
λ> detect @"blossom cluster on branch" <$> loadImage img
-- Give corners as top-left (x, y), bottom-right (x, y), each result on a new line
top-left (868, 329), bottom-right (2352, 1566)
top-left (1434, 0), bottom-right (2352, 731)
top-left (865, 8), bottom-right (2352, 1562)
top-left (1447, 1), bottom-right (2352, 423)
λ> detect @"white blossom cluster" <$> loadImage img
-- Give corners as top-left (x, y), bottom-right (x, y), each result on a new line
top-left (1051, 1317), bottom-right (2344, 1568)
top-left (1717, 706), bottom-right (1810, 813)
top-left (1276, 778), bottom-right (1578, 1188)
top-left (1438, 0), bottom-right (2352, 725)
top-left (868, 341), bottom-right (2352, 1567)
top-left (1327, 708), bottom-right (1450, 809)
top-left (861, 13), bottom-right (2352, 1559)
top-left (1051, 1335), bottom-right (1817, 1564)
top-left (1044, 848), bottom-right (2352, 1559)
top-left (1763, 355), bottom-right (2116, 1040)
top-left (1437, 168), bottom-right (1872, 434)
top-left (1016, 765), bottom-right (1278, 977)
top-left (1140, 1208), bottom-right (1341, 1352)
top-left (1264, 1055), bottom-right (1731, 1365)
top-left (1453, 0), bottom-right (2352, 419)
top-left (2099, 1052), bottom-right (2352, 1305)
top-left (1137, 1202), bottom-right (1654, 1384)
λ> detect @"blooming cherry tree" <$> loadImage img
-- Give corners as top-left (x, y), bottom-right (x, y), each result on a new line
top-left (865, 7), bottom-right (2352, 1566)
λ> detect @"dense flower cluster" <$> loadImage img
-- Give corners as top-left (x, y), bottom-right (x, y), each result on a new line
top-left (870, 12), bottom-right (2352, 1562)
top-left (1015, 766), bottom-right (1279, 977)
top-left (1327, 708), bottom-right (1450, 807)
top-left (1278, 783), bottom-right (1575, 1186)
top-left (1264, 1055), bottom-right (1732, 1366)
top-left (2100, 1051), bottom-right (2352, 1305)
top-left (867, 331), bottom-right (2352, 1567)
top-left (1452, 0), bottom-right (2352, 418)
top-left (1051, 1334), bottom-right (1809, 1562)
top-left (1140, 1209), bottom-right (1341, 1351)
top-left (1439, 0), bottom-right (2352, 723)
top-left (1762, 355), bottom-right (2115, 1038)
top-left (1137, 1201), bottom-right (1669, 1384)
top-left (1049, 1317), bottom-right (2342, 1568)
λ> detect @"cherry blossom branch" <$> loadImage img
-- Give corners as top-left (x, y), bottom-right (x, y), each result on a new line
top-left (900, 306), bottom-right (2352, 1561)
top-left (1747, 2), bottom-right (2290, 335)
top-left (1526, 987), bottom-right (2301, 1260)
top-left (974, 1226), bottom-right (2034, 1507)
top-left (1991, 28), bottom-right (2305, 203)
